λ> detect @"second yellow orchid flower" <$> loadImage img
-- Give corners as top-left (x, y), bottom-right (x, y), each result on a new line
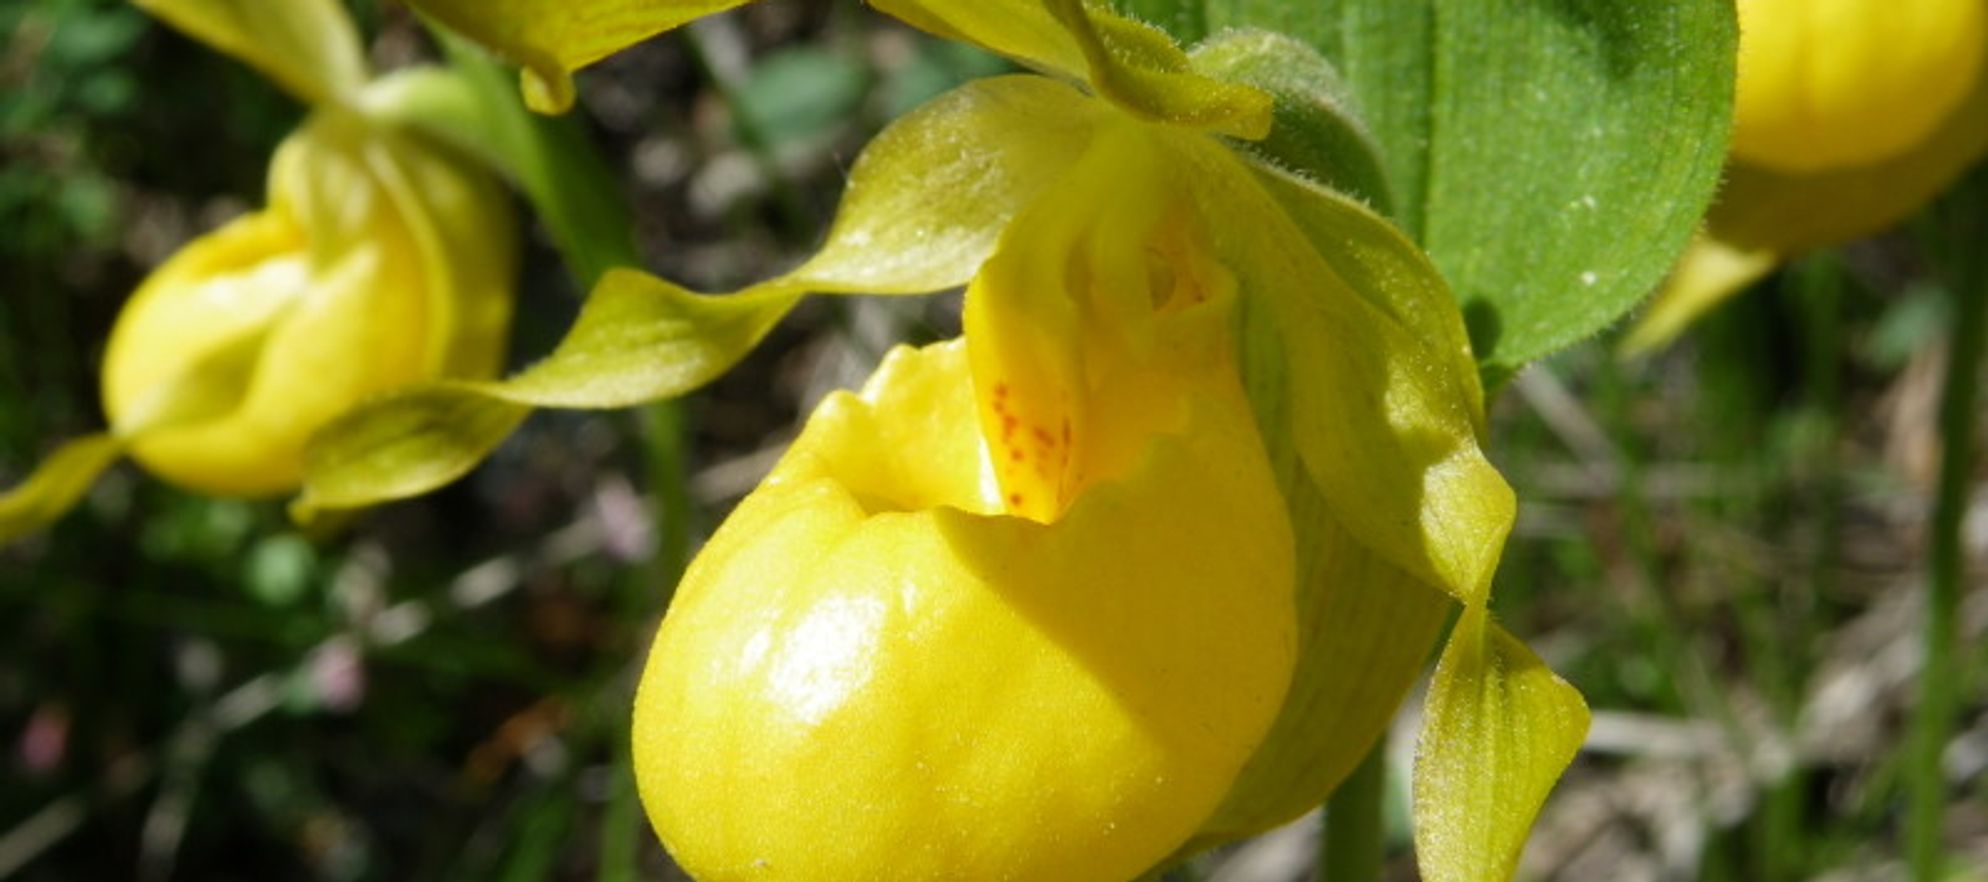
top-left (0, 0), bottom-right (518, 539)
top-left (1627, 0), bottom-right (1988, 352)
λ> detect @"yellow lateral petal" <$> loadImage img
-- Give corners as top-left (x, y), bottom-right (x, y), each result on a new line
top-left (404, 0), bottom-right (747, 113)
top-left (1620, 234), bottom-right (1779, 356)
top-left (0, 435), bottom-right (124, 544)
top-left (135, 0), bottom-right (367, 104)
top-left (1414, 608), bottom-right (1589, 882)
top-left (296, 76), bottom-right (1104, 517)
top-left (874, 0), bottom-right (1271, 137)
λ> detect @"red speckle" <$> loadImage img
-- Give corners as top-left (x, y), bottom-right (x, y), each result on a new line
top-left (1009, 449), bottom-right (1024, 462)
top-left (995, 383), bottom-right (1009, 398)
top-left (1008, 492), bottom-right (1023, 507)
top-left (1032, 426), bottom-right (1054, 446)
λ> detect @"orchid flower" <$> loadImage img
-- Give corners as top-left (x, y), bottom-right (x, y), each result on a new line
top-left (0, 0), bottom-right (517, 539)
top-left (298, 1), bottom-right (1589, 878)
top-left (1626, 0), bottom-right (1988, 353)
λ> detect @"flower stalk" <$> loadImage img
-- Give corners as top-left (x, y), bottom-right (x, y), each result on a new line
top-left (1319, 742), bottom-right (1385, 882)
top-left (1912, 167), bottom-right (1988, 882)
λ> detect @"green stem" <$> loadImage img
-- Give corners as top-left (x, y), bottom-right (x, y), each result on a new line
top-left (640, 400), bottom-right (696, 595)
top-left (1319, 741), bottom-right (1385, 882)
top-left (1910, 176), bottom-right (1988, 882)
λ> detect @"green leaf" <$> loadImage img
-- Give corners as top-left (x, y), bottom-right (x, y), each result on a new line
top-left (1148, 0), bottom-right (1736, 371)
top-left (1413, 607), bottom-right (1589, 882)
top-left (733, 47), bottom-right (872, 150)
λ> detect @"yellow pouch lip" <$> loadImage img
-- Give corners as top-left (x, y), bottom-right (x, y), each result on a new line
top-left (637, 337), bottom-right (1297, 882)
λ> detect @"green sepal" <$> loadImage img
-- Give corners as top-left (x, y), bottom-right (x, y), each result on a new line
top-left (1182, 286), bottom-right (1452, 848)
top-left (1413, 606), bottom-right (1589, 882)
top-left (1, 315), bottom-right (278, 542)
top-left (1189, 30), bottom-right (1392, 214)
top-left (0, 435), bottom-right (125, 543)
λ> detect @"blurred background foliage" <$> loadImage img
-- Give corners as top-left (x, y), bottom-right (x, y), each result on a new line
top-left (0, 1), bottom-right (1982, 881)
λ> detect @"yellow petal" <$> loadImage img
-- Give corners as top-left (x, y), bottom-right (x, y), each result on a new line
top-left (103, 111), bottom-right (517, 497)
top-left (403, 0), bottom-right (748, 113)
top-left (633, 338), bottom-right (1295, 882)
top-left (1732, 0), bottom-right (1986, 173)
top-left (296, 75), bottom-right (1106, 516)
top-left (1619, 234), bottom-right (1779, 356)
top-left (875, 0), bottom-right (1271, 137)
top-left (135, 0), bottom-right (367, 104)
top-left (960, 120), bottom-right (1230, 522)
top-left (1414, 607), bottom-right (1589, 882)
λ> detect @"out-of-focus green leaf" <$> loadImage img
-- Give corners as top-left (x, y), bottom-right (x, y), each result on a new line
top-left (880, 39), bottom-right (1011, 120)
top-left (244, 534), bottom-right (317, 607)
top-left (46, 9), bottom-right (147, 66)
top-left (1130, 0), bottom-right (1736, 372)
top-left (1414, 607), bottom-right (1589, 882)
top-left (734, 46), bottom-right (871, 150)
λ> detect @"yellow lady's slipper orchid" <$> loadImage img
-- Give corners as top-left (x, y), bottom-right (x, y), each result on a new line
top-left (1627, 0), bottom-right (1988, 353)
top-left (102, 110), bottom-right (514, 496)
top-left (635, 132), bottom-right (1297, 881)
top-left (301, 3), bottom-right (1587, 879)
top-left (0, 0), bottom-right (516, 537)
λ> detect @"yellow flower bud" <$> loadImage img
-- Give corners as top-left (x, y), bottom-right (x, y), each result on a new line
top-left (632, 134), bottom-right (1296, 881)
top-left (99, 111), bottom-right (516, 497)
top-left (1732, 0), bottom-right (1986, 173)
